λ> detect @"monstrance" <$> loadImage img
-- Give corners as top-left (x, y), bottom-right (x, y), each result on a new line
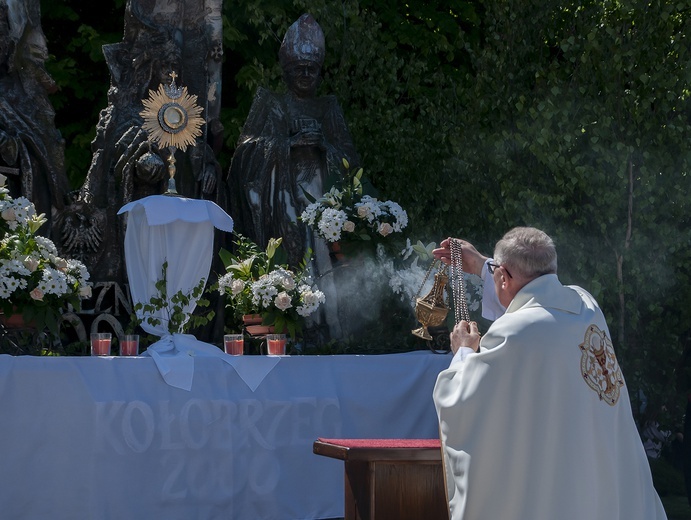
top-left (139, 71), bottom-right (204, 195)
top-left (411, 239), bottom-right (470, 344)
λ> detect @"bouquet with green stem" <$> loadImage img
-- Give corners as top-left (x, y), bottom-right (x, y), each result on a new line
top-left (0, 174), bottom-right (91, 334)
top-left (300, 159), bottom-right (408, 248)
top-left (217, 234), bottom-right (325, 339)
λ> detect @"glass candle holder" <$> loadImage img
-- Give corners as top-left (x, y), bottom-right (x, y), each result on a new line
top-left (91, 333), bottom-right (112, 356)
top-left (120, 334), bottom-right (139, 356)
top-left (224, 334), bottom-right (244, 356)
top-left (266, 334), bottom-right (287, 355)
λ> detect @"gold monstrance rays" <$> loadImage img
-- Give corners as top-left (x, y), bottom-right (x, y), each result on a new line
top-left (139, 71), bottom-right (204, 195)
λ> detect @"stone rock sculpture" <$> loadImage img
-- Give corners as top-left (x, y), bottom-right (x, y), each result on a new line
top-left (54, 0), bottom-right (224, 283)
top-left (0, 0), bottom-right (69, 235)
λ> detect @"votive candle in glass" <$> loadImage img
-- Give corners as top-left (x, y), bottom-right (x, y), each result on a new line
top-left (91, 333), bottom-right (112, 356)
top-left (266, 334), bottom-right (287, 355)
top-left (120, 334), bottom-right (139, 356)
top-left (224, 334), bottom-right (244, 356)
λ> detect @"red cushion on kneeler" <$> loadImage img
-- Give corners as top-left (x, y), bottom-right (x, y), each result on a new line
top-left (317, 438), bottom-right (440, 449)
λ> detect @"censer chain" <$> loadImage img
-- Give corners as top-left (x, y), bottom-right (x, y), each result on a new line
top-left (412, 258), bottom-right (439, 302)
top-left (450, 238), bottom-right (470, 324)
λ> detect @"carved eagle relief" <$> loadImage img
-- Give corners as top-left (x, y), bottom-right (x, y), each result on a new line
top-left (56, 202), bottom-right (106, 262)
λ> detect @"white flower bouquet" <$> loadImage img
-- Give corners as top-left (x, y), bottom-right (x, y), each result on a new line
top-left (217, 235), bottom-right (325, 338)
top-left (0, 174), bottom-right (92, 334)
top-left (300, 160), bottom-right (408, 244)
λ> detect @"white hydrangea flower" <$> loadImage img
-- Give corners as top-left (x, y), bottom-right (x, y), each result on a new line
top-left (35, 236), bottom-right (58, 257)
top-left (384, 200), bottom-right (408, 232)
top-left (43, 266), bottom-right (69, 295)
top-left (354, 195), bottom-right (382, 223)
top-left (268, 267), bottom-right (296, 291)
top-left (317, 208), bottom-right (347, 242)
top-left (251, 275), bottom-right (278, 308)
top-left (10, 196), bottom-right (35, 226)
top-left (2, 276), bottom-right (21, 295)
top-left (217, 272), bottom-right (234, 293)
top-left (300, 202), bottom-right (321, 226)
top-left (2, 259), bottom-right (30, 277)
top-left (66, 259), bottom-right (90, 282)
top-left (296, 284), bottom-right (326, 316)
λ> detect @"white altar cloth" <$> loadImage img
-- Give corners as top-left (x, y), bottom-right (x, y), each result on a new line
top-left (0, 351), bottom-right (449, 520)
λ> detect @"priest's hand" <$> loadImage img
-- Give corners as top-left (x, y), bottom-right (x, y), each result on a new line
top-left (432, 238), bottom-right (488, 276)
top-left (450, 320), bottom-right (481, 354)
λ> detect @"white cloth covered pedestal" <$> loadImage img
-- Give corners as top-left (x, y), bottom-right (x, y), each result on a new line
top-left (118, 195), bottom-right (237, 391)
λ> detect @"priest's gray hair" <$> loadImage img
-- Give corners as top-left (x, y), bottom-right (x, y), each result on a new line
top-left (494, 227), bottom-right (558, 279)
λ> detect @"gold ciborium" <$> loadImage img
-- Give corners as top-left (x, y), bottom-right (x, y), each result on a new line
top-left (411, 263), bottom-right (449, 341)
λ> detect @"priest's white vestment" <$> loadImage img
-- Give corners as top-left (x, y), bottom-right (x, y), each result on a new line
top-left (434, 274), bottom-right (667, 520)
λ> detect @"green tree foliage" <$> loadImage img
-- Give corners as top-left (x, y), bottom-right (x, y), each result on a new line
top-left (452, 0), bottom-right (691, 428)
top-left (40, 0), bottom-right (691, 430)
top-left (40, 1), bottom-right (126, 188)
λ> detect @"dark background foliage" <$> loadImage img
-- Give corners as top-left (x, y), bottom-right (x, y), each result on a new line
top-left (39, 0), bottom-right (691, 440)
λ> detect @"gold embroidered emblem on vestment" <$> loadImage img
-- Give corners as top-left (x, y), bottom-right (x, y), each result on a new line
top-left (579, 324), bottom-right (624, 406)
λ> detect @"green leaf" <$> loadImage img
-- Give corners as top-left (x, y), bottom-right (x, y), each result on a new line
top-left (218, 248), bottom-right (234, 269)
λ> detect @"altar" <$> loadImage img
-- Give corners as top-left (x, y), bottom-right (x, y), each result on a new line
top-left (0, 351), bottom-right (449, 520)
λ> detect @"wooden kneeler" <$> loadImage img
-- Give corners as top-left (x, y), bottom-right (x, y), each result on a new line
top-left (313, 438), bottom-right (449, 520)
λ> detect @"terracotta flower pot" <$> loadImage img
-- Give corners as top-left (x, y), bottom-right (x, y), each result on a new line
top-left (329, 241), bottom-right (345, 262)
top-left (245, 324), bottom-right (275, 336)
top-left (242, 314), bottom-right (264, 326)
top-left (0, 310), bottom-right (35, 329)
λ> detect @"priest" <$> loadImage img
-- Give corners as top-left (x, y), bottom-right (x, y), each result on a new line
top-left (432, 227), bottom-right (667, 519)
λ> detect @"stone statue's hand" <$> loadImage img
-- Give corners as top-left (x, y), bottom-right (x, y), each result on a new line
top-left (0, 131), bottom-right (19, 165)
top-left (201, 168), bottom-right (217, 195)
top-left (135, 151), bottom-right (166, 184)
top-left (116, 126), bottom-right (146, 153)
top-left (290, 130), bottom-right (324, 148)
